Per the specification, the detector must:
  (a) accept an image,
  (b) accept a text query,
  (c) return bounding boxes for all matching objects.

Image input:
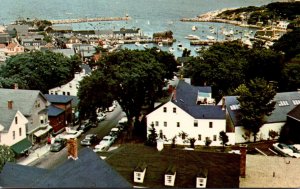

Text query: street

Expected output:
[29,105,125,169]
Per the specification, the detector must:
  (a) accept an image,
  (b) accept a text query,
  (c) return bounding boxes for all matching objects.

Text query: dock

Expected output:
[50,16,131,24]
[190,40,224,46]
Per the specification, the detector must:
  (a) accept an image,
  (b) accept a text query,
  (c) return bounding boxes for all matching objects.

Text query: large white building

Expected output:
[223,91,300,143]
[48,64,91,96]
[146,79,235,146]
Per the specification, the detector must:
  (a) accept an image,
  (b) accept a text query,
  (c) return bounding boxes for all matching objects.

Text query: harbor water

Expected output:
[0,0,274,57]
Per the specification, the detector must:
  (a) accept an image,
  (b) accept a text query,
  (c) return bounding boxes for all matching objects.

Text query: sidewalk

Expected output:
[17,144,51,165]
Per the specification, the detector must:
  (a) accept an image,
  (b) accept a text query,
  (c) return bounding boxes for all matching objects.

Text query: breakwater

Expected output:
[50,16,131,24]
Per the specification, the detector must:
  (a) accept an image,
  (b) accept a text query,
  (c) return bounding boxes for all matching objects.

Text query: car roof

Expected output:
[103,136,112,139]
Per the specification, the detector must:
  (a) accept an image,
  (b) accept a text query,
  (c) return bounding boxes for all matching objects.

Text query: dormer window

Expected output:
[134,162,147,183]
[163,107,167,112]
[173,107,176,113]
[165,165,176,186]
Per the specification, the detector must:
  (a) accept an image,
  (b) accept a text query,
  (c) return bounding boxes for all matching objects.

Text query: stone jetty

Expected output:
[50,16,131,24]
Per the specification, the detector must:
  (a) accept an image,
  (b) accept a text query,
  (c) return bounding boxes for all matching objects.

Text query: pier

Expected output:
[50,16,131,24]
[190,40,224,46]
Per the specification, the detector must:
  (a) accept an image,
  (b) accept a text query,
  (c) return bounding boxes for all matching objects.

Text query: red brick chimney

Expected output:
[67,138,78,160]
[240,144,247,178]
[172,88,176,101]
[8,100,13,109]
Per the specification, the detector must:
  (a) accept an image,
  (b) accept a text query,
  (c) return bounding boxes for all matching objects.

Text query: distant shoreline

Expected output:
[180,8,261,29]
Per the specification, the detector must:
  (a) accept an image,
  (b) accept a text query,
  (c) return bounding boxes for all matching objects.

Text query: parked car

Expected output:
[273,143,300,158]
[56,127,83,140]
[80,134,98,146]
[118,116,128,125]
[97,112,106,122]
[77,122,92,133]
[109,127,121,137]
[94,136,115,152]
[50,138,67,152]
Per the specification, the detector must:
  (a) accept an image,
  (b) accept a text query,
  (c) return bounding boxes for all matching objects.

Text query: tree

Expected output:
[78,49,177,138]
[219,131,229,150]
[205,138,212,147]
[188,138,196,148]
[0,50,81,93]
[235,78,276,142]
[145,124,158,147]
[0,145,15,171]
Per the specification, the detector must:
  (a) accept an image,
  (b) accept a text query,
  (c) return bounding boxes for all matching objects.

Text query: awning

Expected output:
[34,125,53,137]
[11,138,32,154]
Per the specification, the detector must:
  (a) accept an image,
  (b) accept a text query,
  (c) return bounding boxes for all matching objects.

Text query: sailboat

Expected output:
[192,25,198,31]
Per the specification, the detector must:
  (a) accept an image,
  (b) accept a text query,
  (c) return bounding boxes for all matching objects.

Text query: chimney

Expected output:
[239,144,247,178]
[8,100,13,109]
[67,138,78,160]
[14,83,18,89]
[172,88,176,101]
[221,97,226,110]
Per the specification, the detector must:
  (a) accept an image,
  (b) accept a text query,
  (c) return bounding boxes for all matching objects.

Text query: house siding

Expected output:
[147,101,226,146]
[0,111,28,146]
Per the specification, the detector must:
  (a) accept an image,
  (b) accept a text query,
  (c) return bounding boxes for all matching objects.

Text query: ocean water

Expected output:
[0,0,274,56]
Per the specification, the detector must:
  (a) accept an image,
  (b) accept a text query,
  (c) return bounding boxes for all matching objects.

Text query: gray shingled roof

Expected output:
[224,91,300,126]
[106,144,240,188]
[0,148,131,188]
[0,89,47,116]
[0,108,18,132]
[172,80,224,119]
[44,94,73,104]
[287,104,300,120]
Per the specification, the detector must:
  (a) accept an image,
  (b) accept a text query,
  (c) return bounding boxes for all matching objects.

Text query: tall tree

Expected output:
[78,49,175,137]
[0,50,81,93]
[0,145,15,171]
[235,78,276,142]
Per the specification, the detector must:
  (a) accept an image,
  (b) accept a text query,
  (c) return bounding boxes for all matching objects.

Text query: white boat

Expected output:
[169,47,175,52]
[192,25,197,31]
[158,42,163,47]
[195,47,201,52]
[135,41,141,46]
[118,40,125,44]
[177,43,184,50]
[185,34,200,40]
[143,44,149,49]
[206,35,215,41]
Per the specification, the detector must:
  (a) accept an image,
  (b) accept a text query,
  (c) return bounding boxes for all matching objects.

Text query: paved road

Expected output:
[29,105,125,169]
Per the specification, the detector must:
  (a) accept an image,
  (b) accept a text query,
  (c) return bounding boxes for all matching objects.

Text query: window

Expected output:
[166,175,172,183]
[163,107,167,113]
[278,100,289,106]
[40,119,44,124]
[213,135,217,141]
[194,120,198,127]
[209,122,213,128]
[199,178,204,182]
[55,92,58,95]
[159,130,163,139]
[63,92,66,95]
[292,99,300,105]
[13,131,15,140]
[230,104,240,110]
[67,92,70,96]
[177,122,180,127]
[155,121,159,126]
[136,172,141,180]
[69,83,72,88]
[19,128,22,136]
[173,107,176,113]
[15,116,18,124]
[164,122,167,127]
[198,134,202,141]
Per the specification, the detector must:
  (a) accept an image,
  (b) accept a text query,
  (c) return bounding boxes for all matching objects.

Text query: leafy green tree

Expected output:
[183,41,248,100]
[272,29,300,62]
[145,124,158,147]
[219,131,229,150]
[280,61,300,91]
[0,145,15,171]
[78,49,175,137]
[235,78,276,142]
[0,50,81,93]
